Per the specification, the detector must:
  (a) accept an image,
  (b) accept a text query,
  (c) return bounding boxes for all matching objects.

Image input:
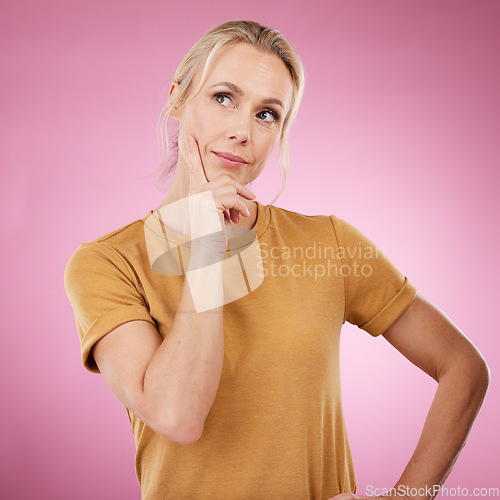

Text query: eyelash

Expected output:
[212,93,280,123]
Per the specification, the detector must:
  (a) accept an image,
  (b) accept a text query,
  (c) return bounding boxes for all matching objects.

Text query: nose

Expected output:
[227,111,251,144]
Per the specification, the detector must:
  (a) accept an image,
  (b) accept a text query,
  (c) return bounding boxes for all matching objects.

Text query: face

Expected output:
[170,42,294,185]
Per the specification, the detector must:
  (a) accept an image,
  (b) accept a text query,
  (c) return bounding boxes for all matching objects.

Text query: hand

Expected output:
[182,135,257,312]
[185,135,256,233]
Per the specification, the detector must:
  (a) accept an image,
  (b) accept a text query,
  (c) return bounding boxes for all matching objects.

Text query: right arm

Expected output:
[93,279,223,445]
[93,136,254,445]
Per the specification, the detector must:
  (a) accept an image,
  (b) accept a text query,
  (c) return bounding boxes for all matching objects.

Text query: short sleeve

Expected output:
[330,215,417,336]
[64,242,156,373]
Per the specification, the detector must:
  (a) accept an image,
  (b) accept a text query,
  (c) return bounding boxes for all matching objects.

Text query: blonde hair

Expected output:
[156,20,305,205]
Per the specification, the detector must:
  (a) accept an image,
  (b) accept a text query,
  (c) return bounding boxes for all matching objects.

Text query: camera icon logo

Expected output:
[144,193,264,312]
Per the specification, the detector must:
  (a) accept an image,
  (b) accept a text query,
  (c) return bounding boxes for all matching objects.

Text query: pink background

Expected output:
[2,0,499,498]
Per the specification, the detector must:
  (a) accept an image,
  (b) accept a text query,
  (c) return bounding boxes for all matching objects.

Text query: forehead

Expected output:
[200,43,293,109]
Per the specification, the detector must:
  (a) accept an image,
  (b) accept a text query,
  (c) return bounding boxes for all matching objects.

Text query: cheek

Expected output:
[251,136,279,180]
[180,104,213,143]
[256,133,280,162]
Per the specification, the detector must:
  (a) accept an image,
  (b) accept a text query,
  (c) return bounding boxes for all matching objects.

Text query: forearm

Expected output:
[142,265,224,443]
[392,356,489,499]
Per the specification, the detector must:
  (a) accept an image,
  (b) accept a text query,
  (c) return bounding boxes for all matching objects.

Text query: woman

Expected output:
[64,20,489,500]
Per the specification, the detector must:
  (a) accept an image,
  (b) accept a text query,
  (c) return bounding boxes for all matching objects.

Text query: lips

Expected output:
[214,151,247,163]
[213,151,248,168]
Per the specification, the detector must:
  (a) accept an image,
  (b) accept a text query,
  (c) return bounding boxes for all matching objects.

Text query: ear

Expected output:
[168,81,182,121]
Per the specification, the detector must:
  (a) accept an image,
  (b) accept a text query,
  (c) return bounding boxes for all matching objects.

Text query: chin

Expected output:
[207,165,245,181]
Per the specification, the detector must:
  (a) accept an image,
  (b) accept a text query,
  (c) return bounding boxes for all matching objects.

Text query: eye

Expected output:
[257,109,279,124]
[213,93,233,107]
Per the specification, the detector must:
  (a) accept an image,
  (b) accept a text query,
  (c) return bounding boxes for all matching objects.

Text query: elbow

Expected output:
[473,355,490,397]
[139,395,206,445]
[467,346,490,394]
[452,349,490,403]
[156,415,205,445]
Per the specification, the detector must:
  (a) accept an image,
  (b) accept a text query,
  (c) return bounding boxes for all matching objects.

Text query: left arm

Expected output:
[331,292,489,500]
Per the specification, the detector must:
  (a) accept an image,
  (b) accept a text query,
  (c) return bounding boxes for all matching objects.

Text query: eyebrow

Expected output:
[209,81,285,109]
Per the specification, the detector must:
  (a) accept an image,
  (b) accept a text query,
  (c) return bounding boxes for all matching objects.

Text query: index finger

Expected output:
[185,135,208,193]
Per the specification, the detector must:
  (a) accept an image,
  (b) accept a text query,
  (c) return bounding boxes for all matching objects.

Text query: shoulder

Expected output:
[267,203,336,228]
[266,203,359,239]
[264,204,386,263]
[86,216,147,248]
[64,215,149,286]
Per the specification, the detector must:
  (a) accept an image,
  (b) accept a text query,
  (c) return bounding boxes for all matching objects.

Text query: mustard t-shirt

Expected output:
[64,201,417,499]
